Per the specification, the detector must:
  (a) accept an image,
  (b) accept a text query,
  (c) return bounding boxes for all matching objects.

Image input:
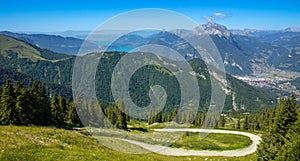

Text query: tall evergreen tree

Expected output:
[51,94,64,126]
[106,104,117,126]
[15,88,31,125]
[29,81,51,125]
[59,96,67,121]
[220,115,226,127]
[148,109,154,125]
[155,110,162,123]
[243,115,249,130]
[0,78,17,125]
[257,95,298,161]
[236,118,241,129]
[66,102,82,127]
[276,109,300,161]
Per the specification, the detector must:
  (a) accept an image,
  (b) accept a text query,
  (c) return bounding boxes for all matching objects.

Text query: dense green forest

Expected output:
[0,79,80,126]
[0,77,275,130]
[0,78,129,130]
[95,52,277,113]
[256,94,300,161]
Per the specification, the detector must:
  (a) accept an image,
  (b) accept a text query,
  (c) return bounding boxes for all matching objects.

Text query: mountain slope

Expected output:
[0,34,44,62]
[0,68,72,99]
[0,34,74,87]
[95,52,277,113]
[0,31,97,55]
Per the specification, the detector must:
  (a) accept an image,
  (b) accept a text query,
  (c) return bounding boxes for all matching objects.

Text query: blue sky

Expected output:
[0,0,300,32]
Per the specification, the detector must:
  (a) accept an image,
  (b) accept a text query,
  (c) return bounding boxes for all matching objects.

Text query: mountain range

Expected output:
[0,34,278,113]
[0,22,299,112]
[105,23,300,76]
[2,23,300,77]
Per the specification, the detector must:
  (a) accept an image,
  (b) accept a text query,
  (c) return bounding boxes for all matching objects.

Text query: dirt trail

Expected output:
[120,129,261,156]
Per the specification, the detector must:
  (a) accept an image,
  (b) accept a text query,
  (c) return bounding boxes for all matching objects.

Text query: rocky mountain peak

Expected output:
[193,22,231,38]
[284,27,300,32]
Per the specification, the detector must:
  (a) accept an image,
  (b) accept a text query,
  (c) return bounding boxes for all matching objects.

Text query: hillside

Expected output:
[0,34,75,87]
[0,31,97,55]
[0,34,44,62]
[0,68,72,99]
[95,52,276,113]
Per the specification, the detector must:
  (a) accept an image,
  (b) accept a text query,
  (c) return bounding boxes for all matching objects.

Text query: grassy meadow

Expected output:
[0,126,258,161]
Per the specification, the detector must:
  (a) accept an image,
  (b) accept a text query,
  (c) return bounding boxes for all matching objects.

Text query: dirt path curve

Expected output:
[120,129,261,157]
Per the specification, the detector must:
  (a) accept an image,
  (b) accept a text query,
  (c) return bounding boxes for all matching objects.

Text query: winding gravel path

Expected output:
[120,129,261,157]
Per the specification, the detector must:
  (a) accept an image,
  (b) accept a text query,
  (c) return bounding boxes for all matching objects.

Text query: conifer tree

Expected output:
[155,110,162,123]
[243,115,249,130]
[220,115,226,127]
[257,95,298,160]
[15,88,31,125]
[51,94,63,126]
[236,118,241,129]
[29,81,51,125]
[59,96,67,121]
[66,102,82,127]
[277,110,300,161]
[0,78,16,125]
[148,109,154,125]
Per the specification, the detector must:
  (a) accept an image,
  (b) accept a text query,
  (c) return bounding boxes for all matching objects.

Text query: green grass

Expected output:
[0,126,257,161]
[171,132,252,151]
[0,34,70,63]
[0,34,43,62]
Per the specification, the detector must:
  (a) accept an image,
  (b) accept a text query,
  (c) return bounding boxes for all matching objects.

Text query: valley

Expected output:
[0,20,299,161]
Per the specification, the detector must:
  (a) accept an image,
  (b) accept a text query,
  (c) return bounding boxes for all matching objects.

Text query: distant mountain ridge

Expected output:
[0,34,71,61]
[0,31,97,55]
[103,23,300,75]
[1,23,299,76]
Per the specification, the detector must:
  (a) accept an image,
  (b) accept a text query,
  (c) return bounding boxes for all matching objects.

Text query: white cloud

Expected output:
[215,12,230,18]
[203,12,231,22]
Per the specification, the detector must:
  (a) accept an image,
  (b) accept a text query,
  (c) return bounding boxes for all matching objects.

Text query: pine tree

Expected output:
[117,107,127,130]
[66,102,82,127]
[155,110,162,123]
[255,122,261,130]
[243,115,249,130]
[277,111,300,161]
[257,95,298,161]
[15,88,31,125]
[106,104,117,126]
[171,108,178,121]
[117,98,130,122]
[29,81,51,125]
[148,109,154,125]
[236,118,241,129]
[220,115,226,127]
[59,96,67,121]
[0,78,17,125]
[51,94,64,126]
[13,81,22,98]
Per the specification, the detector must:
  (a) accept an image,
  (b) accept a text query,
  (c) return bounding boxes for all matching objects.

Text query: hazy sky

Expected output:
[1,0,300,32]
